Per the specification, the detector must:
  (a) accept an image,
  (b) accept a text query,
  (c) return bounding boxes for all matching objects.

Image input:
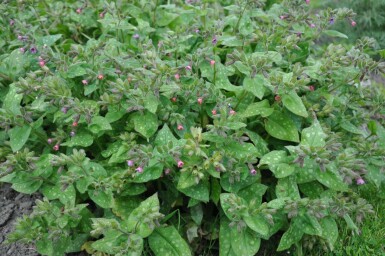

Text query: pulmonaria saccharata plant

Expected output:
[1,0,385,255]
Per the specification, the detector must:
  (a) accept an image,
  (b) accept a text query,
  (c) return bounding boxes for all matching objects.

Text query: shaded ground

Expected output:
[0,183,40,256]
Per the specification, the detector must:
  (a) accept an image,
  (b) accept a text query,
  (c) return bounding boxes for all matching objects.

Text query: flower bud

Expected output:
[47,138,53,144]
[177,160,184,168]
[53,144,60,151]
[127,160,134,167]
[177,124,184,130]
[136,166,143,173]
[197,97,203,105]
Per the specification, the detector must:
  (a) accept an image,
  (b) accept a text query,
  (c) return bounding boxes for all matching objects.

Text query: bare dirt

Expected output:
[0,183,40,256]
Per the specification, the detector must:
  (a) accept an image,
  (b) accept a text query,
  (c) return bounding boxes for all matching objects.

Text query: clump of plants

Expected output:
[1,0,385,255]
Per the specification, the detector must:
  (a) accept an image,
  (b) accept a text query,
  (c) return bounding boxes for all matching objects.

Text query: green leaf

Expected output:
[3,84,22,115]
[191,204,203,225]
[178,180,210,203]
[88,189,114,208]
[123,193,160,238]
[40,34,62,46]
[265,111,299,142]
[149,226,192,256]
[323,30,348,39]
[275,176,300,200]
[133,162,164,183]
[113,196,141,220]
[8,125,31,152]
[155,124,178,146]
[67,63,87,78]
[277,218,304,251]
[234,61,251,76]
[11,173,43,194]
[315,165,348,191]
[320,217,338,248]
[144,93,159,114]
[132,111,158,139]
[301,119,326,147]
[259,150,287,166]
[243,214,269,237]
[241,100,273,118]
[58,184,76,207]
[62,130,93,147]
[220,217,261,256]
[340,121,364,135]
[272,163,295,178]
[89,116,112,133]
[282,91,308,117]
[243,75,266,100]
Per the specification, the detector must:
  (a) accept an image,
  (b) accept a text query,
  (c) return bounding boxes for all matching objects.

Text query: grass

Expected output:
[307,184,385,256]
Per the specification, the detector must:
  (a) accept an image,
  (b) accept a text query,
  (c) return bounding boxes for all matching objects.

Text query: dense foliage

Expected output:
[1,0,385,255]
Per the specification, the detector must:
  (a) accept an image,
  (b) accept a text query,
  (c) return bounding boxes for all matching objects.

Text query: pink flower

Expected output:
[280,15,286,20]
[39,61,45,67]
[76,8,82,14]
[351,20,356,27]
[275,95,281,102]
[310,23,316,28]
[309,85,315,91]
[47,138,53,144]
[53,144,60,151]
[212,109,217,115]
[127,160,134,167]
[19,47,25,53]
[305,0,310,4]
[72,121,78,127]
[177,124,184,130]
[99,12,105,18]
[61,107,68,114]
[177,160,184,168]
[185,65,192,71]
[133,34,140,39]
[164,169,171,175]
[174,73,180,80]
[250,169,257,175]
[82,80,88,85]
[356,177,365,185]
[97,74,104,80]
[210,60,215,66]
[229,109,236,115]
[197,97,203,105]
[171,97,177,102]
[136,166,143,173]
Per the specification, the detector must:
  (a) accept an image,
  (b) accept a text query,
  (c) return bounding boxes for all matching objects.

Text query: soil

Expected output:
[0,183,41,256]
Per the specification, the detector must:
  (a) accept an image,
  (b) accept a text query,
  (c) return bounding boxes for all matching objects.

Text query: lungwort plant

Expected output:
[1,0,385,255]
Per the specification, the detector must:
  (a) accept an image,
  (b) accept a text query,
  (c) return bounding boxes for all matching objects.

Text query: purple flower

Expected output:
[17,35,23,41]
[47,138,53,144]
[133,34,140,39]
[250,169,257,175]
[19,47,25,53]
[177,160,184,168]
[329,17,335,25]
[136,166,143,173]
[70,131,76,137]
[195,29,200,33]
[10,19,15,26]
[212,36,217,45]
[185,65,192,71]
[30,46,37,54]
[356,177,365,185]
[61,107,68,114]
[127,160,134,167]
